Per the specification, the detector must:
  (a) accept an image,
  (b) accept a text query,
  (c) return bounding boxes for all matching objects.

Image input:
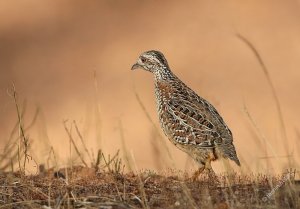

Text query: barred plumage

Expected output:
[132,50,240,177]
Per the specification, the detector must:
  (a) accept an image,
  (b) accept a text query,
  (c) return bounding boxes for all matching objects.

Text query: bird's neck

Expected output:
[153,67,176,81]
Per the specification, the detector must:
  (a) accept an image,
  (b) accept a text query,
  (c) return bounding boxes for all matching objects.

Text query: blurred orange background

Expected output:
[0,0,299,174]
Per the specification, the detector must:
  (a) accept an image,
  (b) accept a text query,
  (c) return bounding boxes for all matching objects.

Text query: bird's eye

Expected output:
[141,57,146,63]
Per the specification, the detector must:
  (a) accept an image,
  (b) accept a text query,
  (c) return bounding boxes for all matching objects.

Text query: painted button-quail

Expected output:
[132,50,240,177]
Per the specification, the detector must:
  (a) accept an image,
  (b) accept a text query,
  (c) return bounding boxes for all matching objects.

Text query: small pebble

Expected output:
[175,201,180,206]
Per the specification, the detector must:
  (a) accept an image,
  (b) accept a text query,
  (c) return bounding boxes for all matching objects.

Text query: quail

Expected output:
[132,50,240,178]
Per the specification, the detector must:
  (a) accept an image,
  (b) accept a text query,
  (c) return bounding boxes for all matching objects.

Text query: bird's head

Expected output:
[131,50,169,73]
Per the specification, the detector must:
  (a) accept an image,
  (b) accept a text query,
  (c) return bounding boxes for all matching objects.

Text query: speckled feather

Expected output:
[132,50,240,167]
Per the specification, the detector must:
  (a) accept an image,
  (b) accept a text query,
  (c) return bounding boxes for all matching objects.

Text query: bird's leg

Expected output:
[191,160,219,182]
[191,163,205,181]
[204,161,219,184]
[204,161,216,177]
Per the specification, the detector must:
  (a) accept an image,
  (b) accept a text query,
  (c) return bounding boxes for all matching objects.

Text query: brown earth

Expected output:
[1,166,299,209]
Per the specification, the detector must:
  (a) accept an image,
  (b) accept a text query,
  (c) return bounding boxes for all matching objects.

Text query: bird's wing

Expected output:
[166,99,218,147]
[165,81,232,147]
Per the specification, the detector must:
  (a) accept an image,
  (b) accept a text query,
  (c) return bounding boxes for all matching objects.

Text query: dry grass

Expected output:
[0,166,299,209]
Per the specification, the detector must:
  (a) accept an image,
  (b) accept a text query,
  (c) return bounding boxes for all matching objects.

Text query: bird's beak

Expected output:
[131,63,140,70]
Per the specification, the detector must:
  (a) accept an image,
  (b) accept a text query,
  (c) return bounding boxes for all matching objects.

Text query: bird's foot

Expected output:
[189,167,220,185]
[190,167,205,181]
[205,168,220,185]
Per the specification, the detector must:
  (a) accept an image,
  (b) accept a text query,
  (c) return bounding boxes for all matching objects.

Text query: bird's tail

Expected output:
[221,143,241,166]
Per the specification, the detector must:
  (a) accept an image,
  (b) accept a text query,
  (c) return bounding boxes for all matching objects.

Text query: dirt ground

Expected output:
[0,166,299,209]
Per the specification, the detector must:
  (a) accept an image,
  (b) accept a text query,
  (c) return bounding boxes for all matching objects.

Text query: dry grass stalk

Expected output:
[0,200,52,209]
[95,149,102,171]
[0,149,19,171]
[94,149,124,174]
[118,119,133,172]
[8,84,30,173]
[150,128,165,170]
[179,182,199,209]
[130,152,149,209]
[243,103,275,171]
[0,102,39,172]
[63,121,88,167]
[101,149,124,174]
[0,85,41,173]
[46,146,58,169]
[93,71,103,148]
[133,89,173,161]
[73,120,93,164]
[237,34,290,165]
